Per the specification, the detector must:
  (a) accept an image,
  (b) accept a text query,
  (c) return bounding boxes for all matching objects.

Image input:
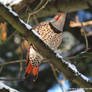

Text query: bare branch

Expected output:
[70,20,92,28]
[0,60,26,66]
[50,63,62,89]
[27,0,48,24]
[0,78,24,81]
[0,81,19,92]
[12,0,92,18]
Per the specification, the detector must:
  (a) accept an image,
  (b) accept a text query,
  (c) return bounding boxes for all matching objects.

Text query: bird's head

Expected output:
[50,13,66,32]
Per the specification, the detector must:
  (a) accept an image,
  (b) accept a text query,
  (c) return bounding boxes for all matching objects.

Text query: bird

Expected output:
[25,13,66,81]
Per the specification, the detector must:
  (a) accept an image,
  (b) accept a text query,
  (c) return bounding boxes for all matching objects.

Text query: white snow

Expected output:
[69,88,85,92]
[0,81,19,92]
[19,19,42,39]
[80,74,89,82]
[56,53,63,59]
[67,62,78,73]
[56,53,89,82]
[56,53,78,73]
[2,3,42,40]
[19,19,32,30]
[19,19,42,40]
[0,0,22,6]
[31,29,42,40]
[62,58,78,73]
[9,0,22,6]
[3,4,18,17]
[8,7,18,16]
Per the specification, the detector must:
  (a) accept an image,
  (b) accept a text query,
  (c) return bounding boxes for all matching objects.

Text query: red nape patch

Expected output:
[56,14,62,21]
[26,61,32,74]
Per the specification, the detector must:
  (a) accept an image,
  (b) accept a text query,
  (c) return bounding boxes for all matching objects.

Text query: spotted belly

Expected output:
[34,22,62,50]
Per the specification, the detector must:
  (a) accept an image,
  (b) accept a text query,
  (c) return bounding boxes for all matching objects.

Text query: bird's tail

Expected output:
[25,60,39,81]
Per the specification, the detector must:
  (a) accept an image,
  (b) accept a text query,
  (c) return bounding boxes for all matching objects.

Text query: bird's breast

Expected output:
[34,22,62,50]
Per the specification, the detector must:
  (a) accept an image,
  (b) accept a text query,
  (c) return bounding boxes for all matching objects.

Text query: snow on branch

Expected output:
[56,53,89,82]
[0,2,42,40]
[0,81,19,92]
[19,19,42,39]
[0,0,22,6]
[69,88,85,92]
[0,3,92,92]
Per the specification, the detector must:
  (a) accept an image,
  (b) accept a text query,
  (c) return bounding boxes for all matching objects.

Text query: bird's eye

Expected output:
[56,14,62,21]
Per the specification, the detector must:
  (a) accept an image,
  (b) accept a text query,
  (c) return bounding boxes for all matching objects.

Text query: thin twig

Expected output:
[32,15,39,24]
[34,0,44,11]
[64,51,92,61]
[70,20,92,28]
[0,66,3,73]
[64,56,76,61]
[0,59,26,66]
[5,31,17,42]
[27,0,48,24]
[27,13,31,24]
[50,63,62,88]
[18,62,23,78]
[30,0,48,16]
[81,23,88,51]
[0,78,24,81]
[18,43,24,78]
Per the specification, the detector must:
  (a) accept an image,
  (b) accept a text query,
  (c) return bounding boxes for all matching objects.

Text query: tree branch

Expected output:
[0,3,92,92]
[0,60,26,66]
[13,0,92,18]
[0,81,19,92]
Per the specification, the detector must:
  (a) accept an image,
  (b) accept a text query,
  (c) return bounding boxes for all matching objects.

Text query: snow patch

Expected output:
[9,0,22,6]
[4,4,34,31]
[0,0,22,6]
[19,19,32,30]
[2,3,42,41]
[56,53,89,82]
[80,74,89,82]
[31,29,42,40]
[56,53,78,73]
[67,62,78,73]
[8,7,18,16]
[3,4,18,16]
[69,88,85,92]
[56,53,63,58]
[19,19,42,40]
[0,81,19,92]
[62,59,78,73]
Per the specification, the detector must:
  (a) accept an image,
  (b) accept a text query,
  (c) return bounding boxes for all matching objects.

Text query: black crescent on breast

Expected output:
[49,22,62,34]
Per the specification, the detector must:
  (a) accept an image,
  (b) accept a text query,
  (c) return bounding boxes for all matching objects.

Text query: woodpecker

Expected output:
[25,13,66,81]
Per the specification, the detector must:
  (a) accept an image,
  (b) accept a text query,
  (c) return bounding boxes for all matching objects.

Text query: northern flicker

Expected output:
[25,13,66,80]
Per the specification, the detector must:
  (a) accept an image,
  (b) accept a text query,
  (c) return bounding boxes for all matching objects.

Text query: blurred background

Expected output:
[0,0,92,92]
